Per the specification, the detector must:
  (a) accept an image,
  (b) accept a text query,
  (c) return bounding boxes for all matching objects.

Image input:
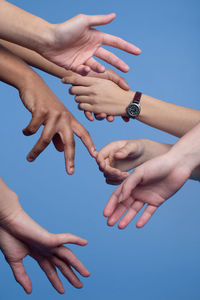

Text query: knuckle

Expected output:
[39,107,48,117]
[51,109,62,119]
[60,110,69,119]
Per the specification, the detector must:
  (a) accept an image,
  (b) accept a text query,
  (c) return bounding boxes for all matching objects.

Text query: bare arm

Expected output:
[0,1,140,74]
[96,139,200,186]
[0,178,90,294]
[105,121,200,229]
[137,94,200,138]
[0,42,96,173]
[0,39,69,78]
[63,75,200,138]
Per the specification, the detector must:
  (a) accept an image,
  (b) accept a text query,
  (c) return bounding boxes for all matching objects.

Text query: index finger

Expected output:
[62,74,95,87]
[73,121,97,157]
[103,184,123,217]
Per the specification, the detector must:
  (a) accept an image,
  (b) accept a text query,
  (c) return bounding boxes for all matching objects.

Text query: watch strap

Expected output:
[133,91,142,104]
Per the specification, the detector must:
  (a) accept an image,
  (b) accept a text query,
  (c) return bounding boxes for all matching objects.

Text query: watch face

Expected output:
[127,103,140,118]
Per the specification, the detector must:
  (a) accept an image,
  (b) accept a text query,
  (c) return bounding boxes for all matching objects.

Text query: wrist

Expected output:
[164,148,194,177]
[0,178,23,228]
[121,91,135,116]
[30,22,55,55]
[16,68,40,92]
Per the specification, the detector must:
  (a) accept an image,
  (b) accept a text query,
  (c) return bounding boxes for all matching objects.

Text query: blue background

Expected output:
[0,0,200,299]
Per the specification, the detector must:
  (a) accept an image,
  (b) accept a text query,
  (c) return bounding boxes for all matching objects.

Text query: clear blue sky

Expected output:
[0,0,200,299]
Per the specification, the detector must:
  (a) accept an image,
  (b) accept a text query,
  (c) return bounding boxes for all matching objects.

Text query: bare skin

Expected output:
[104,123,200,229]
[0,2,141,74]
[63,75,200,138]
[0,178,90,294]
[0,43,96,174]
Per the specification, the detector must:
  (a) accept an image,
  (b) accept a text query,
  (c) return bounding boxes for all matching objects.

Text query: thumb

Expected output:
[87,13,116,27]
[50,233,88,247]
[114,142,138,159]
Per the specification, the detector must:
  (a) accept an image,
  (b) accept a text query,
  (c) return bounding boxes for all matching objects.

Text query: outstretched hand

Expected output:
[20,74,96,175]
[104,153,191,229]
[42,13,141,75]
[0,210,89,294]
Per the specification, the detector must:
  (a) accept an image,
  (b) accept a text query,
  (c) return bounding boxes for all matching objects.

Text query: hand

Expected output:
[97,139,145,185]
[42,13,141,75]
[97,140,172,185]
[20,74,96,174]
[63,68,130,122]
[62,75,134,116]
[0,209,89,294]
[104,153,191,229]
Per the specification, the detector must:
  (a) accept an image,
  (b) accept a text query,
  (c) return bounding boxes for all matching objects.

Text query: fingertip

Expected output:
[136,221,144,228]
[103,208,110,218]
[81,239,88,246]
[123,65,130,73]
[83,270,90,278]
[59,288,65,294]
[109,12,116,19]
[66,166,75,175]
[27,156,34,162]
[24,287,32,295]
[96,65,106,73]
[118,222,126,230]
[107,218,115,227]
[136,48,142,55]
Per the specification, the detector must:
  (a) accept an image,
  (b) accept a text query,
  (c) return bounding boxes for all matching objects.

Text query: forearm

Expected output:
[137,93,200,138]
[0,178,22,225]
[167,122,200,174]
[142,140,200,181]
[0,0,53,53]
[0,39,70,79]
[0,42,39,90]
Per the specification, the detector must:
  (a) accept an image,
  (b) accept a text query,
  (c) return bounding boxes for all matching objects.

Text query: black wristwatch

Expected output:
[126,92,142,119]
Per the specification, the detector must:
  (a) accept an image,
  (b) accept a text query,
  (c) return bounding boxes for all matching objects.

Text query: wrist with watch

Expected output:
[126,91,142,119]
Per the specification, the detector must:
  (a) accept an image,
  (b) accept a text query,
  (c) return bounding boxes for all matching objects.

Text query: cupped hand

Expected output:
[42,13,141,75]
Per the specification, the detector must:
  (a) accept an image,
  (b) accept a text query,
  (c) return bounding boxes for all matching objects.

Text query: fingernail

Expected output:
[69,167,74,174]
[118,193,123,203]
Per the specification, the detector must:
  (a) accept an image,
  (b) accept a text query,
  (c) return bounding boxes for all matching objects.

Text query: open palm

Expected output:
[104,154,191,229]
[43,13,141,74]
